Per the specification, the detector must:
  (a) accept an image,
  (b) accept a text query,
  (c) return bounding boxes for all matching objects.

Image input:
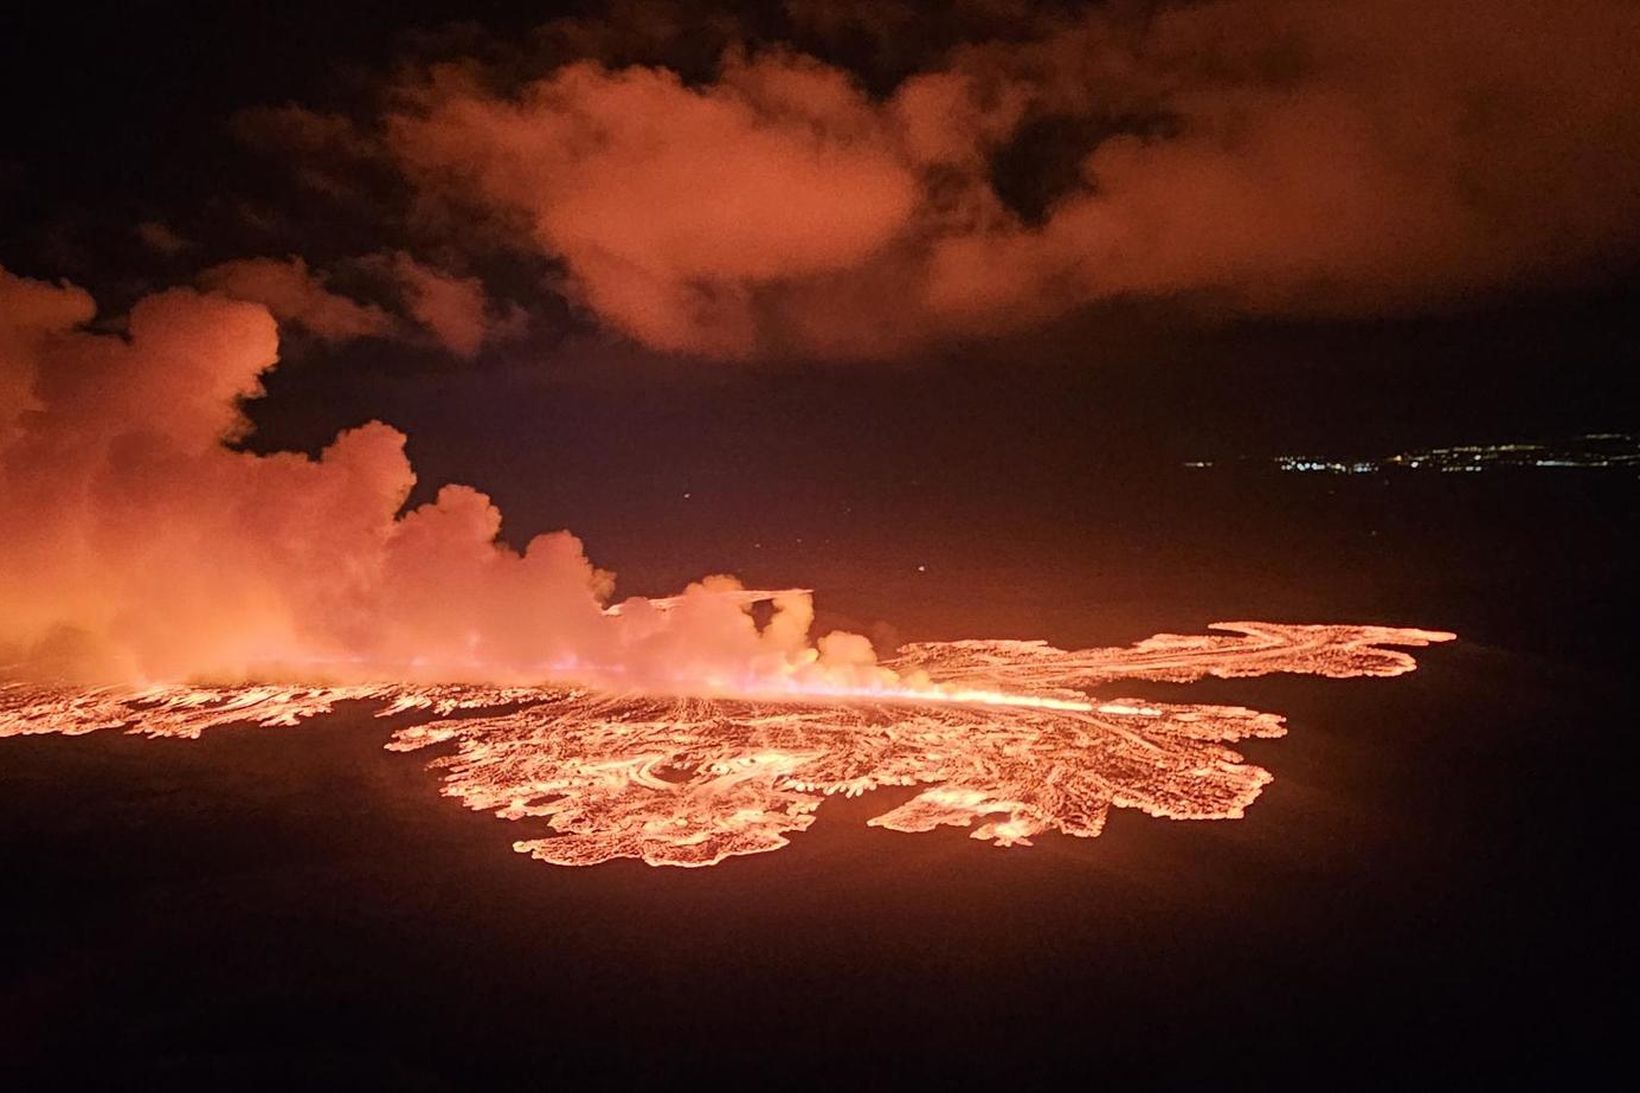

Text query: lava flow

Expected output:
[0,620,1453,868]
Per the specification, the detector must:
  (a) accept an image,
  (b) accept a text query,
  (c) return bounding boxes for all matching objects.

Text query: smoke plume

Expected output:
[0,265,888,688]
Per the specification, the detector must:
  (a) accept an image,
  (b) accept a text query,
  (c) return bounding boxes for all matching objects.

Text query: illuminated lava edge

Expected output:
[0,621,1454,868]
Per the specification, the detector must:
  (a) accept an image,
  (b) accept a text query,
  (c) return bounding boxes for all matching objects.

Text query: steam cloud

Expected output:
[0,265,888,688]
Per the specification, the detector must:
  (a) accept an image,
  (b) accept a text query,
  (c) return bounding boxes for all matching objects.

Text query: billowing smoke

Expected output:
[312,0,1640,358]
[0,265,891,689]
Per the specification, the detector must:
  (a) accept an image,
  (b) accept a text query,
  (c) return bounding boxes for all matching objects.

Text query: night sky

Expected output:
[5,3,1636,563]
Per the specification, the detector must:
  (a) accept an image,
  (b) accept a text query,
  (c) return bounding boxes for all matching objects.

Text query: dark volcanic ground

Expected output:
[1,470,1631,1088]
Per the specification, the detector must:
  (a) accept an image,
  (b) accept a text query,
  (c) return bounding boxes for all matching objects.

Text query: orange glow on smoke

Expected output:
[0,621,1453,868]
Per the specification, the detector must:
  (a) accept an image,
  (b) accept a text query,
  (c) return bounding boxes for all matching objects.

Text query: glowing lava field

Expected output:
[1,621,1452,867]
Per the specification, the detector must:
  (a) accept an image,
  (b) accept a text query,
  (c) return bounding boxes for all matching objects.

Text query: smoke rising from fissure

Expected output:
[0,265,894,690]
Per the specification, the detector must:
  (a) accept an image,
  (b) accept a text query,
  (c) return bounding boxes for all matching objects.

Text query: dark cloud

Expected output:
[134,221,194,257]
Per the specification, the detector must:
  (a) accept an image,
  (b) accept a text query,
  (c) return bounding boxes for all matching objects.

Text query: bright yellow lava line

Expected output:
[739,683,1095,712]
[882,688,1094,712]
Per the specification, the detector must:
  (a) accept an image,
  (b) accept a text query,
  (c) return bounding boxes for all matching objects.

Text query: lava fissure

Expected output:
[0,621,1453,868]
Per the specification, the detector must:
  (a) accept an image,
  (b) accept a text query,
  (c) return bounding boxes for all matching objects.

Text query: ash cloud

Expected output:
[255,0,1640,359]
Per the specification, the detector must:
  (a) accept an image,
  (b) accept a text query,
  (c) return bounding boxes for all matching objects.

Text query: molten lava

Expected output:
[0,620,1453,868]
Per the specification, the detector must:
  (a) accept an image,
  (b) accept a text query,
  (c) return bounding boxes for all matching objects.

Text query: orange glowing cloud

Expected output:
[199,252,524,356]
[387,52,921,356]
[369,250,524,358]
[0,266,901,687]
[200,255,393,343]
[290,0,1640,359]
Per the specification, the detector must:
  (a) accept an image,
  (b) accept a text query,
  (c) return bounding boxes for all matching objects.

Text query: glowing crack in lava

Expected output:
[0,620,1452,868]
